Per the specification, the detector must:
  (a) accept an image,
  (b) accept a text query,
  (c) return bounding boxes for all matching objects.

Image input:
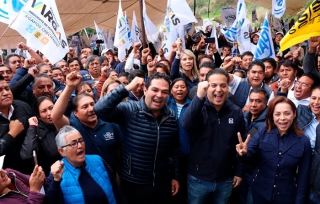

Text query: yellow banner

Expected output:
[280,0,320,52]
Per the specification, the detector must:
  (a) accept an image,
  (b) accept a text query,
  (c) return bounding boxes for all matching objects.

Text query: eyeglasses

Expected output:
[61,138,84,148]
[295,81,309,88]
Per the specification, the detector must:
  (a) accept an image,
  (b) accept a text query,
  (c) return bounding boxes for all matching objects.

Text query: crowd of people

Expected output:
[0,28,320,204]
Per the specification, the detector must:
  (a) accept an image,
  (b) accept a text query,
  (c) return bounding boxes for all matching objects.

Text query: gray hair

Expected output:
[55,125,80,150]
[32,73,53,88]
[53,60,67,69]
[85,55,100,69]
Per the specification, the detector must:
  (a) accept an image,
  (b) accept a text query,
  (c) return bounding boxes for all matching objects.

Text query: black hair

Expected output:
[198,54,213,65]
[171,78,188,90]
[75,82,93,96]
[0,64,12,73]
[72,93,95,112]
[200,61,216,69]
[261,58,277,70]
[146,72,171,90]
[118,72,129,78]
[156,63,169,75]
[128,69,145,83]
[36,62,50,71]
[205,68,230,83]
[279,59,298,70]
[301,73,320,90]
[99,56,109,64]
[5,54,20,65]
[233,69,246,78]
[248,60,265,72]
[241,51,254,59]
[67,57,84,70]
[249,88,269,104]
[52,67,63,72]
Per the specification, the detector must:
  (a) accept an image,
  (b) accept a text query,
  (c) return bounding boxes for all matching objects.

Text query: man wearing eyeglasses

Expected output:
[277,73,319,107]
[47,125,121,204]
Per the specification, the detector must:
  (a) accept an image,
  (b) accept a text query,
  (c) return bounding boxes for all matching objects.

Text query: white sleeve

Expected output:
[229,74,242,95]
[124,52,135,73]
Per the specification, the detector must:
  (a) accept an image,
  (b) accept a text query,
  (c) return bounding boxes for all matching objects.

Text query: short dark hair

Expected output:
[99,56,109,64]
[248,60,265,72]
[156,63,169,75]
[250,88,269,104]
[52,67,63,72]
[118,72,129,79]
[198,54,213,65]
[200,62,216,70]
[241,51,254,59]
[0,64,12,73]
[312,84,320,93]
[5,54,20,65]
[205,68,229,83]
[75,82,93,95]
[128,69,145,83]
[301,73,320,89]
[171,78,188,90]
[146,72,171,90]
[262,58,277,70]
[72,93,95,112]
[279,59,298,70]
[67,57,84,70]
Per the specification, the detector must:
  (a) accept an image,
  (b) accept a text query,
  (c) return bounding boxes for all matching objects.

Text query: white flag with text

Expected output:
[272,0,286,19]
[10,0,68,64]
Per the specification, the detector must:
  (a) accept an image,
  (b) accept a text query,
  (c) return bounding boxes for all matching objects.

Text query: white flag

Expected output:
[221,20,238,43]
[10,0,68,64]
[210,23,219,51]
[124,11,132,47]
[94,21,103,40]
[114,0,132,61]
[272,0,286,19]
[236,0,251,54]
[254,12,276,60]
[220,7,237,27]
[166,0,197,28]
[107,29,114,49]
[131,11,141,43]
[143,0,158,43]
[0,0,27,24]
[100,28,108,49]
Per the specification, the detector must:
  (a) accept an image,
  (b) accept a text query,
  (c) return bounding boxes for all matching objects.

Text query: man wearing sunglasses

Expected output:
[47,125,121,204]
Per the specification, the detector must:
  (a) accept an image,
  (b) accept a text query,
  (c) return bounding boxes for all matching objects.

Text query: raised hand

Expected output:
[279,78,291,92]
[29,165,45,192]
[17,42,30,51]
[309,36,320,49]
[125,77,145,92]
[236,132,251,156]
[147,61,157,75]
[51,161,64,181]
[24,58,36,69]
[66,71,82,88]
[141,48,151,65]
[28,67,38,78]
[197,81,209,99]
[28,117,38,126]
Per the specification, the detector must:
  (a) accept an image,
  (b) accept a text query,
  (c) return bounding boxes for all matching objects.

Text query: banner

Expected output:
[114,0,131,60]
[280,0,320,52]
[254,12,276,60]
[236,0,251,54]
[272,0,286,19]
[131,11,141,43]
[220,7,236,27]
[10,0,68,64]
[166,0,197,29]
[143,0,158,43]
[221,20,238,43]
[0,0,26,24]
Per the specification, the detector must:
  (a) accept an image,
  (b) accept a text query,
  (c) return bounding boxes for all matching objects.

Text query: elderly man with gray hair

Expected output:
[46,125,121,204]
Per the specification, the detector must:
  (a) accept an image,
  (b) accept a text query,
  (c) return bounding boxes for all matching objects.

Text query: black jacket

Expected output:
[0,100,33,174]
[94,85,180,185]
[20,120,61,176]
[182,96,246,182]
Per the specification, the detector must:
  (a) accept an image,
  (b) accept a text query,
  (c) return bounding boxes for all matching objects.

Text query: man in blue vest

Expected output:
[228,60,274,110]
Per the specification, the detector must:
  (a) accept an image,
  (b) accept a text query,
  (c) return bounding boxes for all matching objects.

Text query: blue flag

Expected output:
[254,12,276,60]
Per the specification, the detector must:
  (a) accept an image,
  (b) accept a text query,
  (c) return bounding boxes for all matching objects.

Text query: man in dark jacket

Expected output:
[182,68,246,203]
[94,73,180,204]
[0,75,33,174]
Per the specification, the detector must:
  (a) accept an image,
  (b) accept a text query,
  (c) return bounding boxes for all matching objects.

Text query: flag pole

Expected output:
[139,0,147,48]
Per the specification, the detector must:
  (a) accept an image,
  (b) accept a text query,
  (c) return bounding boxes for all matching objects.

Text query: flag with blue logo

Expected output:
[142,0,158,43]
[9,0,68,64]
[254,12,276,60]
[236,0,251,54]
[272,0,286,18]
[0,0,27,24]
[221,20,238,43]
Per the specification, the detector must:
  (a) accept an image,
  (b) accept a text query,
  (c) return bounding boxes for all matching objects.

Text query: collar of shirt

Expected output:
[0,105,14,120]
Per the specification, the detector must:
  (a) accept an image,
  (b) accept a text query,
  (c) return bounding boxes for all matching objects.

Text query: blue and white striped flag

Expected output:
[272,0,286,19]
[254,12,275,60]
[0,0,27,24]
